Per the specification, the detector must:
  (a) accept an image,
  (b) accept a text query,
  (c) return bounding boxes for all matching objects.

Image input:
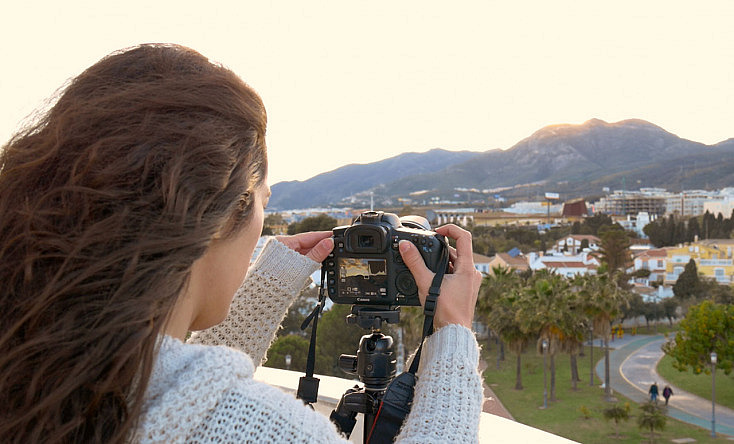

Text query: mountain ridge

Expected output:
[269,119,734,210]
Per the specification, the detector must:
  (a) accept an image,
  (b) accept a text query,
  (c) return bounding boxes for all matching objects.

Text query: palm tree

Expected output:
[516,270,570,402]
[478,267,532,390]
[575,273,630,401]
[558,287,587,391]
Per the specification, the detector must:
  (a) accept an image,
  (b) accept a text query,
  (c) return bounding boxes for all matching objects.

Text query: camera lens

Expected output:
[358,235,375,248]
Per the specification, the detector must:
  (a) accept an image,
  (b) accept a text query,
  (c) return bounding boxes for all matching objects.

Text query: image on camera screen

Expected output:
[338,257,387,297]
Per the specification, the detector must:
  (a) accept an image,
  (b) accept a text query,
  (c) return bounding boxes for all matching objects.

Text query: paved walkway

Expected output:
[596,334,734,437]
[478,358,515,420]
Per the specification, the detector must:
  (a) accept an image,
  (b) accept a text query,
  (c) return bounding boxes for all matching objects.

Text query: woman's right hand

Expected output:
[398,224,482,329]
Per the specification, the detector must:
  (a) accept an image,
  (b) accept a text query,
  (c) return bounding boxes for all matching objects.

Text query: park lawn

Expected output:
[481,342,722,443]
[657,353,734,410]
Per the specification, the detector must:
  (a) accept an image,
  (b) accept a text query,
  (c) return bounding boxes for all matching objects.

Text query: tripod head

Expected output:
[339,306,398,391]
[346,305,400,331]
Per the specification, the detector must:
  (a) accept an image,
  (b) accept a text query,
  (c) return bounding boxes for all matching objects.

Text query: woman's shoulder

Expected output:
[154,335,255,381]
[136,337,258,442]
[192,380,346,443]
[139,336,345,443]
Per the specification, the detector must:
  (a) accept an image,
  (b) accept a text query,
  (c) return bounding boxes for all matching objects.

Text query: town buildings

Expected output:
[487,249,530,273]
[550,235,600,255]
[632,248,668,284]
[663,240,734,285]
[592,187,734,218]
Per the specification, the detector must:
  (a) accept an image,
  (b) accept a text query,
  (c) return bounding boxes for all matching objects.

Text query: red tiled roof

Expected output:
[567,235,600,242]
[493,253,529,270]
[638,249,668,258]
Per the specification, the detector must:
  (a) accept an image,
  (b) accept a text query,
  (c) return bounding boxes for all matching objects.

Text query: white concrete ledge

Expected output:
[254,366,576,443]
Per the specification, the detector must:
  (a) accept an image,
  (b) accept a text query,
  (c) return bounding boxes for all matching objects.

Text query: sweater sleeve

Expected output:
[188,237,321,366]
[188,327,482,444]
[395,324,483,443]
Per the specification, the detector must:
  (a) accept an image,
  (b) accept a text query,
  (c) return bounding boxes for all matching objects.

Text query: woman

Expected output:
[0,44,483,443]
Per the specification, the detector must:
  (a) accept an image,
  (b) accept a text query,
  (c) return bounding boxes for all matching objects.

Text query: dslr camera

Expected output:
[322,211,447,307]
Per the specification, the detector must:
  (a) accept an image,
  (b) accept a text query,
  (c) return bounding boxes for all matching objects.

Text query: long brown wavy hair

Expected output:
[0,44,267,443]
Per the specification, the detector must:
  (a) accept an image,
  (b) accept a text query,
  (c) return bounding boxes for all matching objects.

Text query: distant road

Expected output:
[597,335,734,437]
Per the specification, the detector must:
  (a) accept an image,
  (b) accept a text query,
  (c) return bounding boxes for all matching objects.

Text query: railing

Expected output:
[253,366,576,443]
[700,259,733,266]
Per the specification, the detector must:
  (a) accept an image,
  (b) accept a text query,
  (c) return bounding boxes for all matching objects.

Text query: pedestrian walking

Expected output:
[663,385,673,405]
[649,382,659,404]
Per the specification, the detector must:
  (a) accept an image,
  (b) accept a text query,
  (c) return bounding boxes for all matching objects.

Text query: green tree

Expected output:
[571,221,582,234]
[558,287,587,391]
[264,334,310,372]
[265,213,285,225]
[661,298,679,326]
[575,273,629,400]
[516,270,570,401]
[277,287,319,338]
[598,225,631,275]
[603,403,631,439]
[313,304,367,377]
[686,216,700,241]
[642,301,664,332]
[582,214,615,235]
[478,267,532,390]
[262,213,286,235]
[390,305,425,366]
[637,402,667,443]
[621,292,645,325]
[672,259,702,300]
[287,214,338,234]
[662,300,734,375]
[643,219,665,247]
[701,277,734,305]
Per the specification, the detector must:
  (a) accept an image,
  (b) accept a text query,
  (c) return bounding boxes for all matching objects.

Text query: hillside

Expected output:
[268,149,481,210]
[270,119,734,210]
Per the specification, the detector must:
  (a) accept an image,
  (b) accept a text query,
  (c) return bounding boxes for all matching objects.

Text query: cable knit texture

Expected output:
[135,237,482,443]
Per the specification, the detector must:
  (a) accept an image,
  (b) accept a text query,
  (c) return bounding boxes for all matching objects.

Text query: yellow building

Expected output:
[664,240,734,285]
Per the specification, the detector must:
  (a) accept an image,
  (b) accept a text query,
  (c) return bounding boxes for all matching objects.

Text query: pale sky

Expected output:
[2,1,733,185]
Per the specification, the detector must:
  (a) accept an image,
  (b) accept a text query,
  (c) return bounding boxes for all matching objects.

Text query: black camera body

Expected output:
[322,211,447,307]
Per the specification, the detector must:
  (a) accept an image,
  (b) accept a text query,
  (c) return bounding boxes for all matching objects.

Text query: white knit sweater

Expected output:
[136,237,482,443]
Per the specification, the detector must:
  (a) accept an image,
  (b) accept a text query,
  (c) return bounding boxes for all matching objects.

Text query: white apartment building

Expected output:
[550,235,600,255]
[428,208,476,226]
[703,188,734,217]
[595,189,668,216]
[594,188,726,218]
[664,190,714,217]
[526,252,600,278]
[618,212,654,237]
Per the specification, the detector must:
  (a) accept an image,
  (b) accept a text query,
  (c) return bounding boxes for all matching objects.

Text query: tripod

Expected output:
[329,306,400,442]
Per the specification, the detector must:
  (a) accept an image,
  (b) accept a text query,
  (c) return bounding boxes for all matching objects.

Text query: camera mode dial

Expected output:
[395,270,417,296]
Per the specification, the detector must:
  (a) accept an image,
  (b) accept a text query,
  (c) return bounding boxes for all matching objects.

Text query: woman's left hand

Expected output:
[275,231,334,263]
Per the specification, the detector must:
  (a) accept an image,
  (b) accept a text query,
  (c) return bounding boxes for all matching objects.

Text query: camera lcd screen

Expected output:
[338,257,388,298]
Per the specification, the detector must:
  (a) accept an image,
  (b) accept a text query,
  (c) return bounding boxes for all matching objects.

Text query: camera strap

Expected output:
[366,241,450,444]
[296,267,328,405]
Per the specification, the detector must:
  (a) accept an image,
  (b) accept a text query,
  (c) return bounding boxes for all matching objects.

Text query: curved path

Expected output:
[596,334,734,437]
